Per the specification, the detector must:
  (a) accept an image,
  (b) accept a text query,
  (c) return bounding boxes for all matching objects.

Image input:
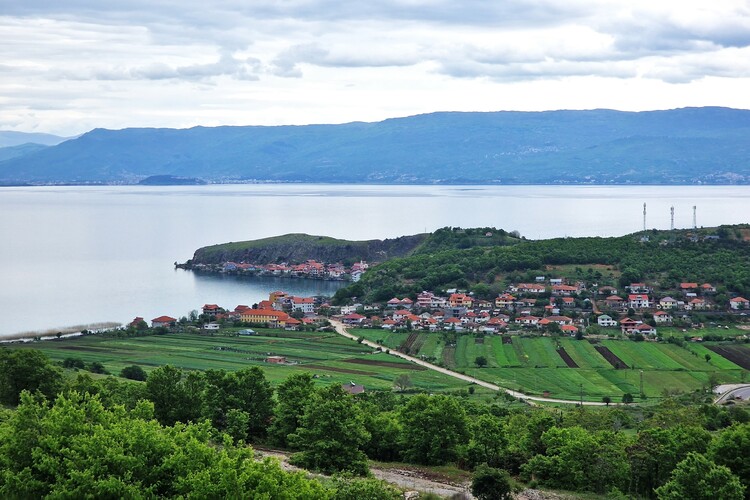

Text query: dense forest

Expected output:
[1,347,749,498]
[334,225,750,304]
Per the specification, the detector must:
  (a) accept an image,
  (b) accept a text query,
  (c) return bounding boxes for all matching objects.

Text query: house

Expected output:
[620,317,643,334]
[495,293,516,308]
[598,286,618,296]
[291,296,315,315]
[627,283,650,293]
[417,291,435,308]
[515,315,540,326]
[629,294,651,309]
[342,313,366,325]
[605,295,625,309]
[730,297,750,310]
[342,382,365,395]
[449,293,473,308]
[265,356,287,364]
[686,298,708,310]
[239,309,294,328]
[633,324,657,336]
[680,283,699,293]
[551,284,578,296]
[658,297,678,309]
[128,317,147,329]
[701,283,717,293]
[387,297,403,308]
[516,283,546,294]
[653,310,673,324]
[151,315,177,328]
[202,304,222,317]
[545,315,573,326]
[561,324,579,335]
[597,315,618,327]
[561,297,576,307]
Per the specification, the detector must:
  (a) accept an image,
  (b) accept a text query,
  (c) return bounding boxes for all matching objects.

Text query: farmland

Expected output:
[6,329,488,395]
[345,328,749,401]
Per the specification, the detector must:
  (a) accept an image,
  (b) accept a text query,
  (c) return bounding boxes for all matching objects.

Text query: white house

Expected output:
[629,294,651,309]
[653,311,673,324]
[730,297,750,310]
[597,314,618,327]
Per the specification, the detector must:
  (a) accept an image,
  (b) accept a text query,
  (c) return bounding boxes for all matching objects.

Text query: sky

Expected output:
[2,0,750,136]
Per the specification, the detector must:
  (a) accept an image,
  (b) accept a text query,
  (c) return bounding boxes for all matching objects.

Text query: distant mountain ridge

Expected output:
[2,107,750,184]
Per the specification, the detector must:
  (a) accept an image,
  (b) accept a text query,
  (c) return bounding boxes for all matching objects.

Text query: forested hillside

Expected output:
[335,225,750,303]
[3,107,750,184]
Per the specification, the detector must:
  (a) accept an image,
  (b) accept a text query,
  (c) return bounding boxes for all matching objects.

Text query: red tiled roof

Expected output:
[152,316,176,323]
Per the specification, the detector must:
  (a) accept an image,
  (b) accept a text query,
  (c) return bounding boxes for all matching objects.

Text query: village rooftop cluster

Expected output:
[191,259,369,282]
[138,275,750,342]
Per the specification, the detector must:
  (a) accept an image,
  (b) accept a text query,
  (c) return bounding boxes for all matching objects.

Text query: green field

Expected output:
[442,334,747,401]
[8,329,488,395]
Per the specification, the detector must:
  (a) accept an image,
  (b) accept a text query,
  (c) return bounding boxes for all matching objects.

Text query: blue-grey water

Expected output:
[1,184,749,337]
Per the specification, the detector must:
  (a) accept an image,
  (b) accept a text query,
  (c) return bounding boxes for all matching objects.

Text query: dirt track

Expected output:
[330,320,609,406]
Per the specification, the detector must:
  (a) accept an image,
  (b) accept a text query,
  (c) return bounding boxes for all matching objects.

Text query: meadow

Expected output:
[7,329,491,396]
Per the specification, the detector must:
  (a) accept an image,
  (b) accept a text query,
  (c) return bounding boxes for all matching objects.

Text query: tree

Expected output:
[398,394,469,465]
[62,357,85,369]
[467,414,507,469]
[289,385,371,475]
[622,393,634,404]
[475,356,488,368]
[0,348,64,405]
[269,373,316,447]
[145,365,203,425]
[119,365,147,381]
[201,367,273,440]
[393,374,413,392]
[471,464,513,500]
[709,423,750,495]
[654,452,745,500]
[88,361,107,374]
[0,391,328,498]
[330,475,402,500]
[602,396,611,406]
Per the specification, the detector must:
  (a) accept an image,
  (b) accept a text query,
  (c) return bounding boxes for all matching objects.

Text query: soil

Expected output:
[595,345,629,369]
[556,347,579,368]
[705,345,750,370]
[344,358,426,370]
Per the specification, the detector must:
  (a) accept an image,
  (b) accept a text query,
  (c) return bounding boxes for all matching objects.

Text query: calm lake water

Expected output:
[1,184,750,337]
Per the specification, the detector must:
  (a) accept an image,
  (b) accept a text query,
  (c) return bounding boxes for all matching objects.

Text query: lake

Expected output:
[2,184,750,337]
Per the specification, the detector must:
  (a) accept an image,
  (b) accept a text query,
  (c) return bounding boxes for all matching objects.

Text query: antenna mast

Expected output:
[643,203,646,231]
[693,206,697,229]
[670,206,675,230]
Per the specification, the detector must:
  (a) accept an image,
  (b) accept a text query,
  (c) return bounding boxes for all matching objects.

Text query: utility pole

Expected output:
[670,206,674,231]
[640,370,644,398]
[693,206,697,229]
[643,203,646,231]
[580,383,583,406]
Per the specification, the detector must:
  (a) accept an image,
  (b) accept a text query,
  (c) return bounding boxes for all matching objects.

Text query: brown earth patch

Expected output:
[344,358,427,370]
[303,364,376,375]
[705,345,750,370]
[556,347,579,368]
[595,345,629,369]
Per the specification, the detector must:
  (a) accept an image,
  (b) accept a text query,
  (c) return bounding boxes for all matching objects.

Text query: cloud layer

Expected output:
[2,0,750,134]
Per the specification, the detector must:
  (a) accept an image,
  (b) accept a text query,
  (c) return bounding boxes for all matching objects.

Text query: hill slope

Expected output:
[3,107,750,184]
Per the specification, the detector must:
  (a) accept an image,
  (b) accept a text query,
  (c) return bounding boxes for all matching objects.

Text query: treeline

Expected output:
[335,229,750,303]
[2,348,750,498]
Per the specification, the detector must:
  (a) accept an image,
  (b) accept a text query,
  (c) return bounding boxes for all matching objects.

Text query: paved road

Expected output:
[715,384,750,404]
[330,320,609,406]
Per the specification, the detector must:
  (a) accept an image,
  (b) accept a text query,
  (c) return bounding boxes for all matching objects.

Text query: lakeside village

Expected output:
[189,259,370,282]
[139,272,750,342]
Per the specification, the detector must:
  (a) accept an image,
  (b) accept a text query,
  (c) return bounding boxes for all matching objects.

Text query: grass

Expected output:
[8,329,481,395]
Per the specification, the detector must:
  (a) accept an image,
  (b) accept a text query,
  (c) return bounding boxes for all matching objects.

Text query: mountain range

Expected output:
[2,107,749,184]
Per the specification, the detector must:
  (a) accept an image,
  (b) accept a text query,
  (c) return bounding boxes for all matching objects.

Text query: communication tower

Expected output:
[693,206,697,229]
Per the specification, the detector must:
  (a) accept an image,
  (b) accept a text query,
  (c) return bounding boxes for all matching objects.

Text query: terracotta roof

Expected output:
[152,315,176,323]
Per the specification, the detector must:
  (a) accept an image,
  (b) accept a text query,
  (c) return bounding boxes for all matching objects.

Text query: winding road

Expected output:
[329,320,609,406]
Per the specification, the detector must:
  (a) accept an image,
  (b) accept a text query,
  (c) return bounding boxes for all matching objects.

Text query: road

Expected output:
[329,320,609,406]
[714,384,750,404]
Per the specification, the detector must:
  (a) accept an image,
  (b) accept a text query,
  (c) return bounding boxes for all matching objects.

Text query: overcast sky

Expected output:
[2,0,750,136]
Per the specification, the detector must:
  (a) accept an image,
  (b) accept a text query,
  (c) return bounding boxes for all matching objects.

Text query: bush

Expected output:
[62,357,85,369]
[88,361,108,374]
[120,365,147,381]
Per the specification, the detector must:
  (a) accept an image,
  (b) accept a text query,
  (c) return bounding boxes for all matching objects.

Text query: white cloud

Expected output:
[1,0,750,135]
